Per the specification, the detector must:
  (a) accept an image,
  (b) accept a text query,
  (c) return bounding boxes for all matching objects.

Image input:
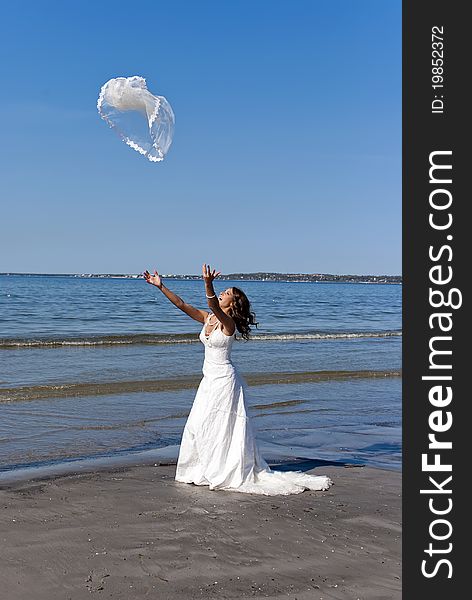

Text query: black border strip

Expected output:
[403,1,466,596]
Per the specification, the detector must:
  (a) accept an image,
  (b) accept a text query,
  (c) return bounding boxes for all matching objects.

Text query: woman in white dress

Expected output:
[143,264,332,496]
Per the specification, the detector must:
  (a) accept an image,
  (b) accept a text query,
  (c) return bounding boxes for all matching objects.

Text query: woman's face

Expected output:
[218,287,234,309]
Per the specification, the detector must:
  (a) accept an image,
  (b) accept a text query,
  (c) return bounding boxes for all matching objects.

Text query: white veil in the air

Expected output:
[97,76,174,162]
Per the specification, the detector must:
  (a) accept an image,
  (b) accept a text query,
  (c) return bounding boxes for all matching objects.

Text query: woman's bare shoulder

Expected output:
[220,317,236,337]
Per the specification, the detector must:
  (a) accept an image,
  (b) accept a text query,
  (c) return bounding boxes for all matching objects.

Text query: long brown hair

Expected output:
[228,287,258,340]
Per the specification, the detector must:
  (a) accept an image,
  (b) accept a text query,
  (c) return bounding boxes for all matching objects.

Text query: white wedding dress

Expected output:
[175,314,333,495]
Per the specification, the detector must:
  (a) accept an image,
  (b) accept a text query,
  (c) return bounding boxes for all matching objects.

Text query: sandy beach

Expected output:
[0,462,401,599]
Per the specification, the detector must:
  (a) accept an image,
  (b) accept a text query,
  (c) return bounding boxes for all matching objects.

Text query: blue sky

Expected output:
[0,0,401,275]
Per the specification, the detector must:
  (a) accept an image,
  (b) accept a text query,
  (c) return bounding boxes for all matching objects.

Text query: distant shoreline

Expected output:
[1,272,402,284]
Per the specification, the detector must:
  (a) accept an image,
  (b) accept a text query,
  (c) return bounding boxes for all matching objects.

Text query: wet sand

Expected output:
[0,463,401,599]
[1,370,400,403]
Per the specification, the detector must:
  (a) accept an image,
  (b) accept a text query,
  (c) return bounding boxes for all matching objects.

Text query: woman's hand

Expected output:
[202,264,221,283]
[143,269,163,289]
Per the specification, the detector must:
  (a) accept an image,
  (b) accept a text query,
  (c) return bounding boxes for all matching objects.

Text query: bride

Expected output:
[143,264,332,496]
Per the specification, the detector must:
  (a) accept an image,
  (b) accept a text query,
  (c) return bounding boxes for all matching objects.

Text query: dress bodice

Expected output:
[199,313,235,367]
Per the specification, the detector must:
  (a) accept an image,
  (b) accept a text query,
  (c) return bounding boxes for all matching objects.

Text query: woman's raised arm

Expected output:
[143,270,209,323]
[202,264,236,335]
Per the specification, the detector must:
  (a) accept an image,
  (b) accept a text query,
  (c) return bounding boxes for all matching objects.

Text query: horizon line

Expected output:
[1,271,402,278]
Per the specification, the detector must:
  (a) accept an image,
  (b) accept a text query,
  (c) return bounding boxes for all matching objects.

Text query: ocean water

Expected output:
[0,275,402,478]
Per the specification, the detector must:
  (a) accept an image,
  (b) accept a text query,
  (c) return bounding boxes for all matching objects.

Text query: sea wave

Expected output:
[0,369,401,403]
[0,330,402,349]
